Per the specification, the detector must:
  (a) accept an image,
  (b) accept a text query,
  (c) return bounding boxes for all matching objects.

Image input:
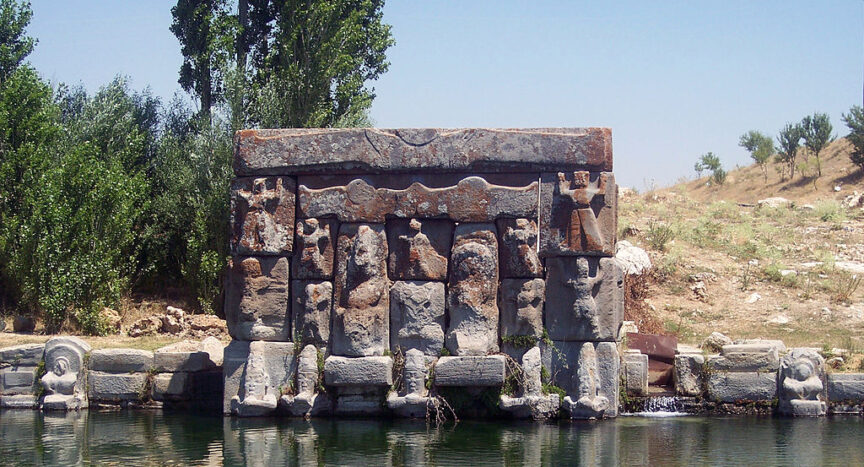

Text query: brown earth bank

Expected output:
[621,137,864,371]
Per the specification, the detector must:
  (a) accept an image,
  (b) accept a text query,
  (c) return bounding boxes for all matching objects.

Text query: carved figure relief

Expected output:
[231,177,296,255]
[41,337,91,410]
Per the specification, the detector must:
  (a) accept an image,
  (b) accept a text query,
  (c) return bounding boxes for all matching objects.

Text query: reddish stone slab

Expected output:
[234,128,612,175]
[539,171,617,257]
[230,177,295,255]
[626,333,678,363]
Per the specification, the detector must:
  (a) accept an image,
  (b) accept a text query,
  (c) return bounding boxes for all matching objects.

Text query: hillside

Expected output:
[621,138,864,369]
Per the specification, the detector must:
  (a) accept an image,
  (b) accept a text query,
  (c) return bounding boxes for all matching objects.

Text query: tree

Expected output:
[776,123,803,181]
[843,105,864,172]
[739,130,774,182]
[695,152,726,186]
[0,0,35,84]
[801,112,833,177]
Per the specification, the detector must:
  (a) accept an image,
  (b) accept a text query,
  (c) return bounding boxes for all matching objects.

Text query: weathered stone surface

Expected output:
[152,373,188,400]
[708,343,780,372]
[446,224,499,356]
[324,356,393,387]
[88,372,147,401]
[500,346,560,419]
[334,393,388,416]
[235,128,613,175]
[0,394,38,408]
[539,171,616,257]
[614,240,651,275]
[153,350,216,373]
[230,176,295,255]
[223,340,251,414]
[499,278,545,341]
[387,218,452,280]
[332,224,390,356]
[299,176,538,223]
[389,281,445,355]
[292,218,336,279]
[545,256,623,342]
[706,371,777,403]
[225,256,291,341]
[0,367,37,395]
[89,349,154,373]
[291,280,332,347]
[778,348,826,416]
[623,351,648,397]
[280,344,332,417]
[828,374,864,402]
[626,333,677,362]
[674,353,705,397]
[230,341,296,417]
[387,349,435,418]
[497,218,542,278]
[551,341,618,419]
[41,337,91,410]
[0,343,45,366]
[702,331,733,352]
[434,355,506,387]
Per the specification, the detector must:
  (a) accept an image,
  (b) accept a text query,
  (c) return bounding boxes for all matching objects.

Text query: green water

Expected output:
[2,410,864,466]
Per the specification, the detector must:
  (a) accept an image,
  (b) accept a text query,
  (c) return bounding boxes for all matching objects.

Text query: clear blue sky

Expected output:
[27,1,864,189]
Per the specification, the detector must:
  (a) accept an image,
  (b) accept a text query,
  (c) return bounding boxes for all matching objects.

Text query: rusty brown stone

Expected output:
[386,218,452,280]
[230,177,296,255]
[224,256,291,341]
[496,218,543,278]
[446,223,499,356]
[332,223,390,356]
[539,171,617,257]
[234,128,612,176]
[298,176,537,223]
[292,218,336,279]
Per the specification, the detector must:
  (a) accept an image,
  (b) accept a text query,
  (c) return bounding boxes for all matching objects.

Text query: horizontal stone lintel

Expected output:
[324,356,393,387]
[434,355,506,386]
[234,128,612,176]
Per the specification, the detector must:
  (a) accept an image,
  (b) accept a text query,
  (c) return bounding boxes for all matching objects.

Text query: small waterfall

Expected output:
[627,396,688,418]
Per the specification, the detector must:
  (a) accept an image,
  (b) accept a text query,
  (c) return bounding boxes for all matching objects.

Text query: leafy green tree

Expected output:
[0,0,35,83]
[739,130,774,182]
[776,123,803,181]
[801,112,833,177]
[695,152,726,186]
[843,106,864,172]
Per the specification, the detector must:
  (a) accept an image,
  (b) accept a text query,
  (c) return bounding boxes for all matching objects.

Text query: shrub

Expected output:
[645,220,675,251]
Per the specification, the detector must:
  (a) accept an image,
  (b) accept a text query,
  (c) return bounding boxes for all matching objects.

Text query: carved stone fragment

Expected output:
[332,224,390,356]
[545,256,623,342]
[499,346,560,419]
[387,218,452,280]
[229,341,295,417]
[291,280,332,347]
[551,341,618,419]
[235,128,613,175]
[230,177,295,255]
[778,348,827,416]
[446,223,499,356]
[389,281,445,356]
[539,171,617,257]
[499,278,545,342]
[388,349,436,418]
[41,337,91,410]
[298,176,538,223]
[280,344,331,417]
[496,218,542,278]
[293,218,335,279]
[224,256,291,341]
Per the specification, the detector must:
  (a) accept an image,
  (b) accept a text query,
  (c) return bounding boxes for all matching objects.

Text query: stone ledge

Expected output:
[433,355,506,387]
[706,371,777,403]
[89,349,154,373]
[88,372,148,401]
[234,128,613,175]
[0,343,45,366]
[324,356,393,387]
[708,344,780,372]
[828,373,864,402]
[154,351,215,373]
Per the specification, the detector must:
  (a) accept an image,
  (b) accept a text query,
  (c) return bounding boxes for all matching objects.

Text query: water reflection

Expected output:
[2,410,864,466]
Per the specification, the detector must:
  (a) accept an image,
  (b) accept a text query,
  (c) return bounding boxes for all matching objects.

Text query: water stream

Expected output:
[625,395,690,418]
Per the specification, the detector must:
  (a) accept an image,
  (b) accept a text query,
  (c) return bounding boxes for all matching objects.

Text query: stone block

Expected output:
[230,176,295,255]
[153,351,215,373]
[88,349,154,373]
[706,371,777,403]
[674,353,705,397]
[539,171,617,257]
[334,393,387,416]
[0,394,38,408]
[551,341,619,418]
[88,372,147,401]
[387,218,452,280]
[390,281,445,355]
[229,341,296,417]
[434,355,506,387]
[292,218,336,279]
[623,352,648,397]
[324,356,393,387]
[828,374,864,402]
[778,348,826,416]
[499,278,545,341]
[223,340,251,414]
[332,223,390,356]
[224,256,291,341]
[291,280,332,347]
[0,367,37,395]
[41,337,90,410]
[496,218,542,278]
[0,343,45,366]
[545,256,623,342]
[708,344,780,372]
[298,176,538,223]
[235,128,613,175]
[152,373,188,400]
[446,223,499,356]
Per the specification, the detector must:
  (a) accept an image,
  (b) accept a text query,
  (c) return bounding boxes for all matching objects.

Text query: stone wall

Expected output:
[224,128,623,419]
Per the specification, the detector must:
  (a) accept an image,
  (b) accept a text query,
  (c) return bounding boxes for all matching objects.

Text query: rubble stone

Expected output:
[230,176,295,255]
[224,256,291,341]
[389,281,445,355]
[496,218,543,278]
[292,280,332,347]
[387,218,452,280]
[292,218,336,279]
[545,256,623,341]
